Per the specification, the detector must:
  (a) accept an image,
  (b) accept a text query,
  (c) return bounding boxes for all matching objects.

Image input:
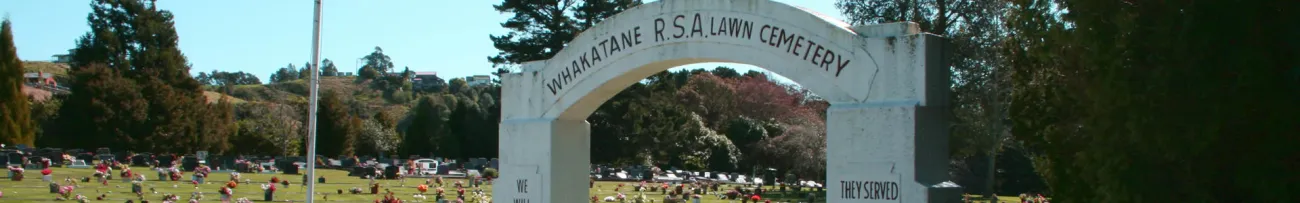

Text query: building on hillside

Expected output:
[51,54,71,63]
[23,72,57,87]
[412,71,441,89]
[465,75,492,86]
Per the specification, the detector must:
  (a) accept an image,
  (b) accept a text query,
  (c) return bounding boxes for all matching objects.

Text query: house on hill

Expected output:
[412,71,441,89]
[23,72,57,87]
[464,75,492,86]
[51,54,72,63]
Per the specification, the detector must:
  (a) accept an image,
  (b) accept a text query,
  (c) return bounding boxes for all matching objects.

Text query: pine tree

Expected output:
[0,18,36,146]
[58,0,230,152]
[487,0,642,74]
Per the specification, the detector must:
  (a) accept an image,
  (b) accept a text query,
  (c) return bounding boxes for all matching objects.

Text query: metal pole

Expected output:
[306,0,322,202]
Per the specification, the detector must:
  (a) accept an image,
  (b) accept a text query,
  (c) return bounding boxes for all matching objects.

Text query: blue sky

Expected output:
[1,0,846,84]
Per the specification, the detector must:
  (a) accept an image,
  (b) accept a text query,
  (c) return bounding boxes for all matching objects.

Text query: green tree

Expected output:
[298,61,313,80]
[270,63,300,83]
[58,0,231,152]
[233,102,303,156]
[0,18,35,146]
[321,59,339,77]
[1005,0,1300,202]
[316,90,357,157]
[403,95,450,157]
[30,97,61,146]
[358,46,393,81]
[355,119,401,156]
[487,0,642,74]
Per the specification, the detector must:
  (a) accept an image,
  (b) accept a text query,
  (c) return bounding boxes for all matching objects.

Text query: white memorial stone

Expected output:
[495,0,955,202]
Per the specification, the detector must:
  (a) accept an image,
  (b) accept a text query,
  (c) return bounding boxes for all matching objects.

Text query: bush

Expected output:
[482,168,498,179]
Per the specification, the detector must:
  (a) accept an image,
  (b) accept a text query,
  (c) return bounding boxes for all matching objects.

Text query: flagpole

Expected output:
[306,0,322,202]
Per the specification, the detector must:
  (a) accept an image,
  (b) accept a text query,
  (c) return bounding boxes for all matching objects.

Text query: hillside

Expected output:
[21,61,68,75]
[203,91,247,104]
[214,76,413,115]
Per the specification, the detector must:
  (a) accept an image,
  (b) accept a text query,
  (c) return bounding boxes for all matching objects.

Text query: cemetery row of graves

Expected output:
[0,145,834,202]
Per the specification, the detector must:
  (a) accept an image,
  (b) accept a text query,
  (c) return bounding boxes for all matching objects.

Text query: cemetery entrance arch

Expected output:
[496,0,955,202]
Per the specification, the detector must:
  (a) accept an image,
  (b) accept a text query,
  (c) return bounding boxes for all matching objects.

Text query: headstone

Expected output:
[282,164,300,174]
[383,165,400,179]
[181,156,199,171]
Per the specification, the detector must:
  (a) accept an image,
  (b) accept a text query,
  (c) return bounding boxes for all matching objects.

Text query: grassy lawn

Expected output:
[0,168,828,202]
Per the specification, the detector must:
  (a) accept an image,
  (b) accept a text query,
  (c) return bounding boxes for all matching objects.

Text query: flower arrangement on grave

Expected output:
[471,192,491,203]
[457,187,466,196]
[131,180,145,193]
[162,193,181,202]
[72,194,88,203]
[226,180,238,189]
[350,187,364,194]
[724,189,740,199]
[418,184,429,193]
[374,192,401,203]
[280,179,290,188]
[749,194,761,202]
[435,176,444,185]
[219,186,234,199]
[615,193,627,203]
[8,166,24,181]
[169,167,183,181]
[262,182,278,201]
[235,197,254,203]
[592,195,600,203]
[262,183,277,193]
[190,191,205,201]
[269,176,280,184]
[42,168,52,175]
[57,185,75,199]
[455,180,464,188]
[635,181,646,191]
[631,192,652,203]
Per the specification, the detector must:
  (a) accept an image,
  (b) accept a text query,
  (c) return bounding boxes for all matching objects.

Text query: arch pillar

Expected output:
[826,104,958,203]
[497,118,590,203]
[825,30,958,202]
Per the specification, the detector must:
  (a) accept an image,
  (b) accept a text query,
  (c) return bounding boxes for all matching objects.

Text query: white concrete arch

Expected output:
[496,0,957,202]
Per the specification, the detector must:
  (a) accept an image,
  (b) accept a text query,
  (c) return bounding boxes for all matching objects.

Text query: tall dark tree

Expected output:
[0,18,35,146]
[316,90,357,157]
[404,95,450,157]
[487,0,642,74]
[1006,0,1300,202]
[58,0,230,152]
